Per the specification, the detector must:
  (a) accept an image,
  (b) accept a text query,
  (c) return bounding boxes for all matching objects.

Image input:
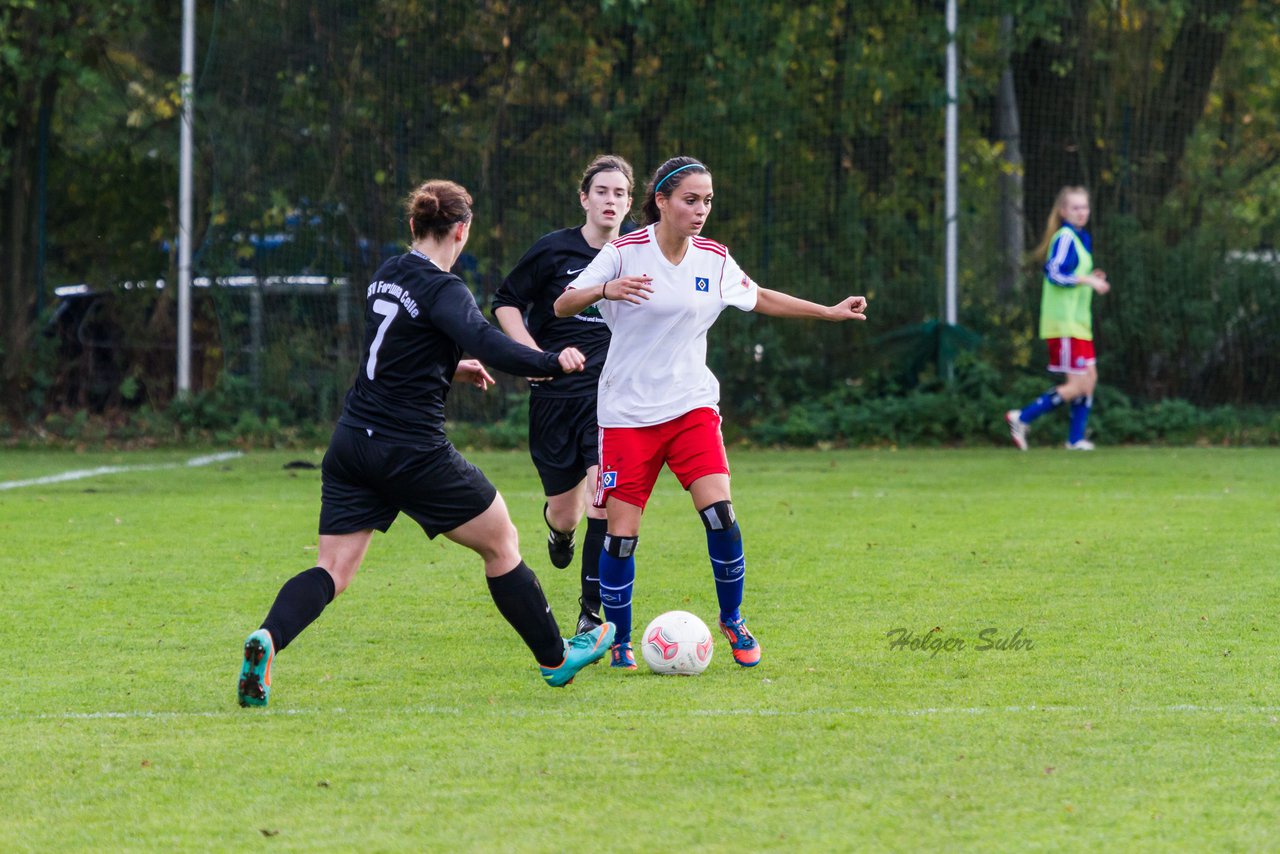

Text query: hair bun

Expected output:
[405,180,474,240]
[414,192,440,219]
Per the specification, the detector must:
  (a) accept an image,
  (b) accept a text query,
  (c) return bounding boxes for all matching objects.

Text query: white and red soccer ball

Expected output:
[641,610,714,675]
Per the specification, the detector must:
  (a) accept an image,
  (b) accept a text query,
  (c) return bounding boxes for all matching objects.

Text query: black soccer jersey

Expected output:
[493,227,612,398]
[339,250,563,447]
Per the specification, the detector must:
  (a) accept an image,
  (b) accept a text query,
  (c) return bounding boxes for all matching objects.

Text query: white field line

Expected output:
[0,451,243,491]
[5,703,1280,723]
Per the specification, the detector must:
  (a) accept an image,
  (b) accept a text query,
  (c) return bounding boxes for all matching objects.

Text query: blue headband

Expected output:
[655,162,703,193]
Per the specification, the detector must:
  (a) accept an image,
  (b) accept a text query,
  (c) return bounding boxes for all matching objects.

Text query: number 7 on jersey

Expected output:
[366,298,400,380]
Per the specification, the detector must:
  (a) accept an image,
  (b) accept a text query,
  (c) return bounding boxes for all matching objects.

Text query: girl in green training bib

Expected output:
[1006,186,1112,451]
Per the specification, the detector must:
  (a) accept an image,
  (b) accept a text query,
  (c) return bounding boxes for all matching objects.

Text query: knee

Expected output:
[603,533,639,559]
[698,500,737,531]
[488,519,521,562]
[545,501,581,533]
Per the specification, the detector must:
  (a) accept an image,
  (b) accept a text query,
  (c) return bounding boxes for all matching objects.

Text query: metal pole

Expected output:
[178,0,195,395]
[945,0,958,329]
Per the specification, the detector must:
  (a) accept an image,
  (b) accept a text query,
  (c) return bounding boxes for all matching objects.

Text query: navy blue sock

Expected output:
[599,534,637,645]
[1018,388,1063,424]
[1069,394,1093,444]
[580,517,607,615]
[700,501,746,624]
[260,566,335,652]
[486,562,564,668]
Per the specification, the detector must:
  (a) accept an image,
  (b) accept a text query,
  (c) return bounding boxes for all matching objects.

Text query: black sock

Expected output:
[260,566,336,652]
[487,562,564,667]
[580,517,607,614]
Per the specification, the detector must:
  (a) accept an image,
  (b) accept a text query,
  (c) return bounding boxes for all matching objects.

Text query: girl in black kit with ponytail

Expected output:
[236,179,615,706]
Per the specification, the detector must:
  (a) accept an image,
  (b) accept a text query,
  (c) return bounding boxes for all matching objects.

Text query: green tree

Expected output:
[0,0,161,405]
[6,0,1277,423]
[1009,0,1245,230]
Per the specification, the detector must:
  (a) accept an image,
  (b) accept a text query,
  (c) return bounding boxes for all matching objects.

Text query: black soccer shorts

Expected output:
[528,394,599,497]
[319,425,497,538]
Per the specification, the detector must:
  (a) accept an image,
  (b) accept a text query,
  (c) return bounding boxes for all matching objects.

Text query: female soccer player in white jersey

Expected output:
[553,156,868,669]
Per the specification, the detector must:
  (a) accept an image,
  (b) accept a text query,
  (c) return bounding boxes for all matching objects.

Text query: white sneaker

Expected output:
[1064,439,1095,451]
[1005,410,1028,451]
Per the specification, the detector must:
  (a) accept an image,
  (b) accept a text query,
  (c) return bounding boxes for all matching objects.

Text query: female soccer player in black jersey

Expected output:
[493,154,634,636]
[236,179,614,705]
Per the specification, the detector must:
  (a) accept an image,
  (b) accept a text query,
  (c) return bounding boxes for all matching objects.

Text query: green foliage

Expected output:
[7,376,329,448]
[748,352,1279,447]
[161,374,330,446]
[1090,387,1280,445]
[446,394,531,451]
[7,350,1277,448]
[6,0,1280,425]
[1,0,152,379]
[1096,216,1280,404]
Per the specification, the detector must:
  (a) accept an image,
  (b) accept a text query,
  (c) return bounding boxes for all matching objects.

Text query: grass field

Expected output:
[1,446,1277,851]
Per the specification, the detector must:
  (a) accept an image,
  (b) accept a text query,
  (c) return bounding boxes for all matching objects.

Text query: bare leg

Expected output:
[545,477,590,532]
[1055,364,1098,403]
[688,472,731,509]
[604,495,644,537]
[316,530,375,594]
[442,492,524,577]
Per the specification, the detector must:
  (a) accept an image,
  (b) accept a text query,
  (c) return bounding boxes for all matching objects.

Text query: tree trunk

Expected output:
[1013,0,1241,228]
[1126,0,1240,219]
[2,86,37,390]
[1010,2,1091,235]
[827,0,851,255]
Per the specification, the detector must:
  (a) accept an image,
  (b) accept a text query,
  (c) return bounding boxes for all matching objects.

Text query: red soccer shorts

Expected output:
[594,407,730,510]
[1046,337,1096,374]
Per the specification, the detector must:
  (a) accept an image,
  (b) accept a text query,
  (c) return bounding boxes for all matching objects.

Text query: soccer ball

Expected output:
[640,610,714,675]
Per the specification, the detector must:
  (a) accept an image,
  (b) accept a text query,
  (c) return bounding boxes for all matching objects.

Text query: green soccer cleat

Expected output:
[237,628,275,707]
[540,622,616,687]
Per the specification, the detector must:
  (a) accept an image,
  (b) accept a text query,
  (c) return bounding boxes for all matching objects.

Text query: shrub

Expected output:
[744,354,1279,447]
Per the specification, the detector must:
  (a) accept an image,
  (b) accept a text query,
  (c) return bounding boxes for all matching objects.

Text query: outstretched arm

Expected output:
[554,244,650,317]
[554,275,653,317]
[554,282,605,318]
[753,288,868,321]
[432,279,579,378]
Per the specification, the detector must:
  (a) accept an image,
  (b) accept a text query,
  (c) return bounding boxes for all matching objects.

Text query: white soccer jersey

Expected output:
[566,224,758,427]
